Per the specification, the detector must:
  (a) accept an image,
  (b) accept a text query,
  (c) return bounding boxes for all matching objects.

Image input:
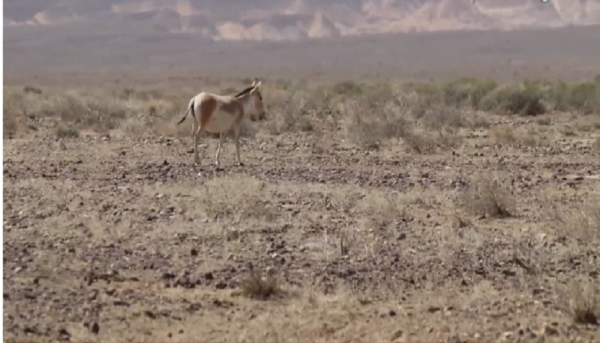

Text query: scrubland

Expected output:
[3,76,600,342]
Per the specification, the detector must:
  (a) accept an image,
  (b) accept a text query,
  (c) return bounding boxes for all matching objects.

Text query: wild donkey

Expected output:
[176,79,265,167]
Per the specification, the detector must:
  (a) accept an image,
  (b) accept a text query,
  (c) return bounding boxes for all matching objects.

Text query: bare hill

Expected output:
[4,0,600,41]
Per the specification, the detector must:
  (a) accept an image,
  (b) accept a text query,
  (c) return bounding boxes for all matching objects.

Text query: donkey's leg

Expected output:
[215,132,225,166]
[193,128,201,165]
[233,125,244,167]
[191,106,200,163]
[194,127,206,165]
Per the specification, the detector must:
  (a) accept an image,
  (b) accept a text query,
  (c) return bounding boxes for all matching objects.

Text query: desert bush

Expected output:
[264,86,324,135]
[491,125,544,147]
[23,85,42,94]
[358,190,412,228]
[55,125,80,138]
[402,77,600,115]
[480,82,546,116]
[557,279,599,325]
[240,269,282,300]
[341,96,411,150]
[551,80,600,114]
[51,95,128,132]
[199,176,274,222]
[340,87,463,152]
[549,199,600,241]
[419,104,471,130]
[458,177,515,218]
[7,77,600,141]
[439,78,499,109]
[3,91,26,138]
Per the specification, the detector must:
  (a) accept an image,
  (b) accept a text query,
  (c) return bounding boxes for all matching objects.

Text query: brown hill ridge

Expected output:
[4,0,600,41]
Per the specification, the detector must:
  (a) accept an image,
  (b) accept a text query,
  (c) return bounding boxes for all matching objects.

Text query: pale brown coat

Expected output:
[176,79,265,166]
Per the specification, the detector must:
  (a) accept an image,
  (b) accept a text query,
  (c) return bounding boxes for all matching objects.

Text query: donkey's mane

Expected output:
[234,86,254,98]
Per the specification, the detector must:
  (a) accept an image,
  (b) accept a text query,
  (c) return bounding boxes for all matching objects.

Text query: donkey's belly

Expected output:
[205,111,235,133]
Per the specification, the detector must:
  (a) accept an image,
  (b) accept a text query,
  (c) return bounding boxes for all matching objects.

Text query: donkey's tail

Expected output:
[176,97,196,125]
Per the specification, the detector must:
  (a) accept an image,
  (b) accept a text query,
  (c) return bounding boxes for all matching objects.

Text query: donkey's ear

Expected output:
[251,78,258,87]
[253,80,262,89]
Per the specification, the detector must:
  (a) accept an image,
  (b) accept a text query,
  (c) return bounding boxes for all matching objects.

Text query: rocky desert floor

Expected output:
[3,74,600,343]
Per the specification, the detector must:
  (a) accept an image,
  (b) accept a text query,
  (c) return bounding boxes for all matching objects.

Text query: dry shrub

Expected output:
[358,190,411,228]
[116,87,166,102]
[23,85,42,94]
[490,125,517,145]
[342,97,411,149]
[548,199,600,241]
[199,176,274,222]
[52,95,128,133]
[574,116,600,132]
[458,177,514,218]
[240,269,283,300]
[491,125,544,147]
[536,117,552,126]
[3,91,27,139]
[551,79,600,114]
[400,129,441,154]
[55,125,79,138]
[479,82,546,116]
[341,89,463,152]
[265,87,317,135]
[557,279,599,325]
[419,104,471,130]
[339,228,358,256]
[594,137,600,150]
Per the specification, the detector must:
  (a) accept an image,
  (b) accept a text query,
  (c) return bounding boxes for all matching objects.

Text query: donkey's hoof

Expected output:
[238,162,245,167]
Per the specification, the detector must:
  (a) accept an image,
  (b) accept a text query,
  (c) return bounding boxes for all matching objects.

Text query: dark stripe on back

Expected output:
[235,86,254,98]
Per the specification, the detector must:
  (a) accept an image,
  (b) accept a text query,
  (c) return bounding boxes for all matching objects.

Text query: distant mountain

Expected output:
[4,0,600,41]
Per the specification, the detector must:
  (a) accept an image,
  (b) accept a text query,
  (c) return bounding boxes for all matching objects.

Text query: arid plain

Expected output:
[3,24,600,343]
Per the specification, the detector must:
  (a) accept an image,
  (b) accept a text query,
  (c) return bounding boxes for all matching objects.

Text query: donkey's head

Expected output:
[236,79,266,121]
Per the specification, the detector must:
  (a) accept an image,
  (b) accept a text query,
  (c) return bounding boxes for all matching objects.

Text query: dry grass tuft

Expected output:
[548,199,600,241]
[358,190,412,228]
[3,91,28,138]
[342,100,411,149]
[55,125,79,138]
[199,176,275,222]
[458,177,515,218]
[490,125,544,147]
[264,87,321,135]
[341,95,462,152]
[558,279,599,325]
[594,136,600,150]
[240,269,282,300]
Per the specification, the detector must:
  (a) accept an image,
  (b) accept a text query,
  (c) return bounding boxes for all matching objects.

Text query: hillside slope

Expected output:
[4,0,600,41]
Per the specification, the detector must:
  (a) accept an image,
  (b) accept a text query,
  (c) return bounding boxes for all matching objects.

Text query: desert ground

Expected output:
[3,27,600,343]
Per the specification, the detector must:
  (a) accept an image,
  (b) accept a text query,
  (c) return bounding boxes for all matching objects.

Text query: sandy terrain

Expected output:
[3,22,600,343]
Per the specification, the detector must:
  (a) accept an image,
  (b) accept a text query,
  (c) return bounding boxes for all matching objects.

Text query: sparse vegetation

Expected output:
[558,279,599,325]
[458,176,515,218]
[491,125,545,147]
[240,269,283,300]
[4,77,600,146]
[199,176,275,222]
[549,198,600,241]
[4,75,600,343]
[55,125,80,138]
